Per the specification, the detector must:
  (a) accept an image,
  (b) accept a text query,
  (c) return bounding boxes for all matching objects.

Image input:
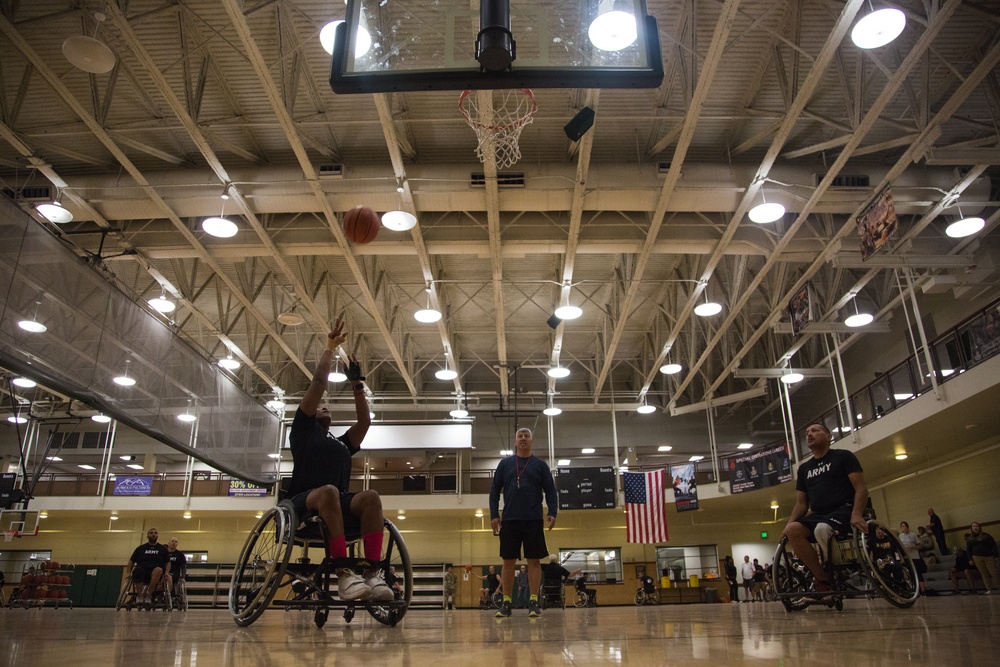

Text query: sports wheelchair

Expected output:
[771,518,918,612]
[540,579,566,609]
[634,576,659,606]
[572,576,597,608]
[116,569,173,612]
[228,499,411,628]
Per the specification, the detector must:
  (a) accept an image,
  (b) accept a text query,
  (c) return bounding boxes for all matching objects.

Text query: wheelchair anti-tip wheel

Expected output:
[229,504,294,626]
[772,536,813,612]
[858,520,919,608]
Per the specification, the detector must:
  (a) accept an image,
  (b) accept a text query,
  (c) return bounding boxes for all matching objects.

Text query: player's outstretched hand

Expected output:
[327,318,347,351]
[346,354,365,382]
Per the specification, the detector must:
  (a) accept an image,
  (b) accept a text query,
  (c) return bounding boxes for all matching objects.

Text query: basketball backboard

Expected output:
[329,0,663,93]
[1,508,40,541]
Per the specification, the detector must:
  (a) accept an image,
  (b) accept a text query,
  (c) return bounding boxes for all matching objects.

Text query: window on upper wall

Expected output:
[558,547,622,583]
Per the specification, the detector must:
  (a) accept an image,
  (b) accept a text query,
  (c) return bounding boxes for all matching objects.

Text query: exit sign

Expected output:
[760,531,768,539]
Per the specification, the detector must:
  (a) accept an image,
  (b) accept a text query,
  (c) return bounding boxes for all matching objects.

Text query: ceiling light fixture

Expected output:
[689,455,704,462]
[277,305,305,326]
[554,283,583,320]
[148,290,176,314]
[450,396,469,419]
[945,203,985,238]
[62,12,116,74]
[109,513,119,521]
[780,369,804,384]
[851,5,906,49]
[319,20,372,58]
[657,445,672,452]
[382,210,417,232]
[737,443,754,450]
[78,464,96,470]
[694,290,722,317]
[218,354,241,371]
[414,284,442,323]
[183,511,192,519]
[127,464,144,470]
[113,359,137,387]
[12,377,37,388]
[92,413,112,423]
[770,501,780,510]
[547,365,570,379]
[659,362,682,375]
[557,459,571,466]
[6,415,27,424]
[36,200,74,224]
[894,452,908,460]
[588,1,637,52]
[543,394,562,416]
[202,192,238,238]
[636,396,656,414]
[582,448,596,454]
[748,187,785,223]
[18,301,47,333]
[328,360,348,383]
[844,295,874,328]
[435,351,459,380]
[47,456,63,462]
[178,399,197,422]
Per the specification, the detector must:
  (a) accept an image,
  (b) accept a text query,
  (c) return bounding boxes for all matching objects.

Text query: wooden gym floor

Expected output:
[1,596,997,665]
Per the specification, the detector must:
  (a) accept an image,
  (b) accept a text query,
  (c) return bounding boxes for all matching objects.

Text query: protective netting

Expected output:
[460,89,537,170]
[0,196,280,484]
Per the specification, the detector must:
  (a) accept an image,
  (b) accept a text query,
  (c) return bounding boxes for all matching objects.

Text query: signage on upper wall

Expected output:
[113,476,153,496]
[727,442,792,495]
[229,479,269,497]
[557,467,616,510]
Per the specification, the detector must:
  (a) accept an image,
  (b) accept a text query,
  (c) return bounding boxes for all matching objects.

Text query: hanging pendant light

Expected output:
[547,366,571,379]
[18,301,47,333]
[319,19,372,58]
[636,395,656,414]
[851,4,906,49]
[415,284,442,323]
[218,353,241,371]
[328,359,348,383]
[588,0,638,52]
[435,352,458,380]
[114,359,137,387]
[12,377,37,388]
[694,289,722,317]
[945,204,985,238]
[62,12,116,74]
[178,399,197,422]
[748,187,785,223]
[148,290,176,314]
[542,394,562,417]
[659,362,682,375]
[202,192,238,238]
[844,295,874,328]
[450,395,469,419]
[36,200,74,224]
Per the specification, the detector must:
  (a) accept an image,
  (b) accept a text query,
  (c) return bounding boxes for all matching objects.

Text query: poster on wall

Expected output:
[787,283,813,336]
[113,476,153,496]
[727,442,792,495]
[669,463,699,512]
[858,186,897,260]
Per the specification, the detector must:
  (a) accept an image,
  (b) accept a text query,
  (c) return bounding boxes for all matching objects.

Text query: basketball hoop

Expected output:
[3,531,14,543]
[459,89,537,170]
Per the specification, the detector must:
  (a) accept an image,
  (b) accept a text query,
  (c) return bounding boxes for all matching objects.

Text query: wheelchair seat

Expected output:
[540,578,565,609]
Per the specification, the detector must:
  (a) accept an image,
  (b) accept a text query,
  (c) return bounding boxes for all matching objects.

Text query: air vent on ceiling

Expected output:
[657,162,671,174]
[816,173,870,188]
[318,164,344,178]
[2,185,54,201]
[471,172,525,188]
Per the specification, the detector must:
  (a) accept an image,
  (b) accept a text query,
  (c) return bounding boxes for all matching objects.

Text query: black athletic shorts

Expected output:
[498,519,548,560]
[793,504,854,538]
[132,564,161,584]
[289,488,362,537]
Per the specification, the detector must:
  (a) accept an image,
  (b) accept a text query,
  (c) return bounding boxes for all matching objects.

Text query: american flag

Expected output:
[624,469,668,543]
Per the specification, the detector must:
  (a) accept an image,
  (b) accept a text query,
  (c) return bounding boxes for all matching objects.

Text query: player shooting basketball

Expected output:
[285,319,392,601]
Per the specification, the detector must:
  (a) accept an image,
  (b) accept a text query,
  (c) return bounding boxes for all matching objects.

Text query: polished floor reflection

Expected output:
[2,597,998,666]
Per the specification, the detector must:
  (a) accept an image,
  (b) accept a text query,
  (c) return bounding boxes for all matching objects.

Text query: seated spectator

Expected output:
[949,547,982,594]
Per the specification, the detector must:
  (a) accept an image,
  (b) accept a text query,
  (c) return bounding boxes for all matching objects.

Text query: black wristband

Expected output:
[353,384,364,391]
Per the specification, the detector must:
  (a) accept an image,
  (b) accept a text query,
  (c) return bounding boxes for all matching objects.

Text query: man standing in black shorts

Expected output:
[127,527,170,605]
[783,421,869,593]
[489,427,558,618]
[286,319,392,602]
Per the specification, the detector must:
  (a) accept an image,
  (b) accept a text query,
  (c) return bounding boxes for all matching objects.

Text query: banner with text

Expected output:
[669,463,699,512]
[113,476,153,496]
[727,443,792,495]
[228,479,269,497]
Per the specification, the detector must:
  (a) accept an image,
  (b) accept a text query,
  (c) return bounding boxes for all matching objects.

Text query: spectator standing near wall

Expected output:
[967,522,998,594]
[740,556,755,603]
[927,508,948,556]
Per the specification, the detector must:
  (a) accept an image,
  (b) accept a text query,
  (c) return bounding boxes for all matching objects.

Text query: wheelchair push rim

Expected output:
[858,520,920,608]
[229,505,294,626]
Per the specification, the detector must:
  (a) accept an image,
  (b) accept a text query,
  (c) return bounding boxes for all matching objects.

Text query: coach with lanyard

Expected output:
[489,427,558,618]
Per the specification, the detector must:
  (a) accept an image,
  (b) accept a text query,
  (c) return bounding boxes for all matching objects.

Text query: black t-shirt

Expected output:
[167,550,187,578]
[543,562,570,582]
[288,407,358,496]
[130,543,169,570]
[486,571,500,592]
[795,448,863,515]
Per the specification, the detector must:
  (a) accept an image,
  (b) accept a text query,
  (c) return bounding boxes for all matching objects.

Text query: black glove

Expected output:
[346,359,365,383]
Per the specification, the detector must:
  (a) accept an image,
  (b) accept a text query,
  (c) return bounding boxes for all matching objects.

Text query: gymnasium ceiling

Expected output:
[2,0,1000,469]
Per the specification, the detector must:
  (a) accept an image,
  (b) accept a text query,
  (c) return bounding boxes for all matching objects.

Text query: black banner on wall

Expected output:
[727,443,792,495]
[557,467,616,510]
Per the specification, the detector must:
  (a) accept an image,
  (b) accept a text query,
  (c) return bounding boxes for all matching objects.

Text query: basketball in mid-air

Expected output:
[343,206,380,244]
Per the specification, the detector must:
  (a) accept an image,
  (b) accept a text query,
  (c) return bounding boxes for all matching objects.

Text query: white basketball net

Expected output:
[3,531,14,543]
[460,89,537,170]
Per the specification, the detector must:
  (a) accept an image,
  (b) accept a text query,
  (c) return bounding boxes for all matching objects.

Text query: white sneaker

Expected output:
[367,576,394,601]
[337,570,372,601]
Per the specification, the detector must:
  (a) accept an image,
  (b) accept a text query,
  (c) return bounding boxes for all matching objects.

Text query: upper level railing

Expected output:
[23,299,1000,500]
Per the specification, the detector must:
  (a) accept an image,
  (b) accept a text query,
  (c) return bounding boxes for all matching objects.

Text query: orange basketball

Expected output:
[343,206,380,244]
[465,564,472,573]
[59,590,68,599]
[49,561,59,571]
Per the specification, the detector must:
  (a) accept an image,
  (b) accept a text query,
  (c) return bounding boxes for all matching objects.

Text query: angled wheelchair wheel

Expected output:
[116,574,136,611]
[772,536,812,612]
[230,503,294,626]
[573,590,588,608]
[858,520,919,608]
[491,590,504,609]
[174,580,188,611]
[648,589,659,605]
[634,590,645,606]
[366,519,413,627]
